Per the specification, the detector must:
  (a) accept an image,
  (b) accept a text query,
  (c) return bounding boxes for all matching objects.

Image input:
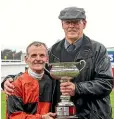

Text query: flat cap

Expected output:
[58,7,86,20]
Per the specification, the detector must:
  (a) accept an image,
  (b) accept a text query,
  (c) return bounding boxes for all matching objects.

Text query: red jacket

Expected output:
[7,71,52,119]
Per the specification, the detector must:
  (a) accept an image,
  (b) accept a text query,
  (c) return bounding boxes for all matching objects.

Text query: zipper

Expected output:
[51,79,56,112]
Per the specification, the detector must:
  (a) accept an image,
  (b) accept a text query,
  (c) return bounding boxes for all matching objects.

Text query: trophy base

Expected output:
[56,115,78,119]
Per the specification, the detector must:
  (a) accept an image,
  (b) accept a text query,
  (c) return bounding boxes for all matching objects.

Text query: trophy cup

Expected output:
[47,60,86,119]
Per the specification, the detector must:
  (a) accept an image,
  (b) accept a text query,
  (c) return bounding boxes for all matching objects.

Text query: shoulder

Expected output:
[86,38,108,61]
[13,72,31,86]
[11,73,25,96]
[49,39,65,52]
[84,35,107,53]
[91,39,107,52]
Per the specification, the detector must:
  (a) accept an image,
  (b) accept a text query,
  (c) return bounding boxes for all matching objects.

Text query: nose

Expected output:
[69,22,75,27]
[36,55,41,60]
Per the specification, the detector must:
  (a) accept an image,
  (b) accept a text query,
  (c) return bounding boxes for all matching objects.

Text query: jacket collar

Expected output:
[50,34,93,62]
[75,35,93,61]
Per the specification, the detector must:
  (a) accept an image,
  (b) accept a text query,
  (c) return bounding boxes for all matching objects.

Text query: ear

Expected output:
[24,55,28,64]
[46,56,49,63]
[83,20,87,29]
[61,21,64,29]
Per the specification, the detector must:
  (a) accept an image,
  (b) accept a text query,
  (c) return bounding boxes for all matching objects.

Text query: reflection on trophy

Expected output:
[49,60,86,119]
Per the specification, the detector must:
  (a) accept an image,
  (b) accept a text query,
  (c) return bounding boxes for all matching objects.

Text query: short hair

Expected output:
[26,41,48,56]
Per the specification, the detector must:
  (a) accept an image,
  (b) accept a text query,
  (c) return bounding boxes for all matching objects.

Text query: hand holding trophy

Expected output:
[45,60,86,119]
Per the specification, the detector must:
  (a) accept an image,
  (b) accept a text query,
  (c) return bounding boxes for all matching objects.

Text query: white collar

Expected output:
[28,68,44,80]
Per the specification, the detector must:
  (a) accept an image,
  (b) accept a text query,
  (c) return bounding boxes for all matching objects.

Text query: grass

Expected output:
[110,90,114,118]
[1,91,6,119]
[1,91,114,119]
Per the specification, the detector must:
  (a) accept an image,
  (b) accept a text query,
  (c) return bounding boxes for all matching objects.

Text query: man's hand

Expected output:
[42,112,56,119]
[4,78,14,95]
[60,82,76,96]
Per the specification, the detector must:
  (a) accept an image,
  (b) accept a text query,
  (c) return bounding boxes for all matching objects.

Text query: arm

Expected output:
[1,72,23,95]
[75,45,113,98]
[8,95,42,119]
[1,75,16,90]
[39,75,53,114]
[60,45,113,98]
[8,96,55,119]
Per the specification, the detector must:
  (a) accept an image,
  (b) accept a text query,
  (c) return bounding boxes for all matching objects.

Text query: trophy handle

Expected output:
[79,60,86,72]
[44,63,51,73]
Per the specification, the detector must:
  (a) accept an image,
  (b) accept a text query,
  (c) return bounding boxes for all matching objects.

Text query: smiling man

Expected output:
[7,41,56,119]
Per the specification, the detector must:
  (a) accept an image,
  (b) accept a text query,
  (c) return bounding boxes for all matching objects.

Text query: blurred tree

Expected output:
[1,49,22,60]
[14,51,22,60]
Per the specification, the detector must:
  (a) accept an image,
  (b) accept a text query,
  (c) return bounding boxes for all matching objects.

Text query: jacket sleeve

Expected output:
[9,111,42,119]
[38,102,51,114]
[75,44,113,98]
[1,75,16,90]
[1,72,23,90]
[7,79,42,119]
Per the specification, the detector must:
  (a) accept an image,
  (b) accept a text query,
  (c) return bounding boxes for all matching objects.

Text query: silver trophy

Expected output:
[45,60,86,119]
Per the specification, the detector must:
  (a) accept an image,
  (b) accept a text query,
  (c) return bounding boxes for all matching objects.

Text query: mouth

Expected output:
[33,62,45,66]
[68,31,77,34]
[68,31,77,35]
[34,63,44,65]
[69,30,77,32]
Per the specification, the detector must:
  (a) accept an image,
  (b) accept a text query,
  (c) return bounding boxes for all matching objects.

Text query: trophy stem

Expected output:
[60,95,70,102]
[60,77,71,83]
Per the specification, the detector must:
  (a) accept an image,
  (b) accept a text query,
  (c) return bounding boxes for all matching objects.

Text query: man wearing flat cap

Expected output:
[2,6,113,119]
[49,6,113,119]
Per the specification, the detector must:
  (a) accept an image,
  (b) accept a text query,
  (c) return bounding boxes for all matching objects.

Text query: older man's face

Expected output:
[25,45,48,74]
[62,19,86,42]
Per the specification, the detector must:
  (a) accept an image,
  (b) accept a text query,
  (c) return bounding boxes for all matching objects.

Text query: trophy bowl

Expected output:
[49,60,86,79]
[45,60,86,119]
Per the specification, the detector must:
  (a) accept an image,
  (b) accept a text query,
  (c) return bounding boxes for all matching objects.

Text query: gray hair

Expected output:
[26,41,48,56]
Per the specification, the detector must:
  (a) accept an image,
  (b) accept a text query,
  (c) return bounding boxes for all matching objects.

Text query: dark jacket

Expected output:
[49,34,113,119]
